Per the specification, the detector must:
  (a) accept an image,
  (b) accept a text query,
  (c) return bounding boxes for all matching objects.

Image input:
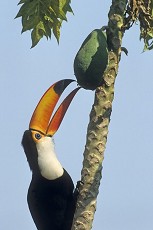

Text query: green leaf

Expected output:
[31,21,46,48]
[22,15,39,33]
[52,19,61,43]
[51,0,67,21]
[16,1,38,18]
[16,0,73,47]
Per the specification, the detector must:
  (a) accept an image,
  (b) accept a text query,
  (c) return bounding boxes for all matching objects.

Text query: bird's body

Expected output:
[22,80,80,230]
[28,170,75,230]
[22,130,76,230]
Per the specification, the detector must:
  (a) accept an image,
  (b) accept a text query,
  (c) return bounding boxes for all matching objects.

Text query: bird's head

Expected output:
[22,79,80,176]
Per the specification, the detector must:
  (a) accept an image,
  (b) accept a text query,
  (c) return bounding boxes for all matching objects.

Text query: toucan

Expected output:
[22,79,80,230]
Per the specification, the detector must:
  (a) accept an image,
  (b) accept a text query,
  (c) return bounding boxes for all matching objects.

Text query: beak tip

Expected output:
[53,79,75,95]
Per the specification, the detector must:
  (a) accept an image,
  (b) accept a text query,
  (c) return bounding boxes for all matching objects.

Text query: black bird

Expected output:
[22,79,80,230]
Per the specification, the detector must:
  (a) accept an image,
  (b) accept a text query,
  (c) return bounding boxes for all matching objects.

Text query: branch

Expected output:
[72,1,128,229]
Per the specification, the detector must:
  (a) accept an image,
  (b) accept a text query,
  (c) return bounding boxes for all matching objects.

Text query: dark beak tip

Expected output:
[53,79,75,95]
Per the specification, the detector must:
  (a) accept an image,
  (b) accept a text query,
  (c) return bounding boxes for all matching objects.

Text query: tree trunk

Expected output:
[72,1,127,229]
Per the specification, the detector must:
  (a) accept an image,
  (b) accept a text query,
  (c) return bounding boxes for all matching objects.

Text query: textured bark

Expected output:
[72,1,127,230]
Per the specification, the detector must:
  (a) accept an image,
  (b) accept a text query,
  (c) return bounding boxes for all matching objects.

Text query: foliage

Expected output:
[124,0,153,51]
[15,0,73,48]
[16,0,153,50]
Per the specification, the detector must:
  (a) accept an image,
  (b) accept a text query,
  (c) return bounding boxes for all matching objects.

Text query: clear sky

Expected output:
[1,0,153,229]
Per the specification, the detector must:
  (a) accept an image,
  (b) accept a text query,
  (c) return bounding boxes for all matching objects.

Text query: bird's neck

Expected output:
[36,137,64,180]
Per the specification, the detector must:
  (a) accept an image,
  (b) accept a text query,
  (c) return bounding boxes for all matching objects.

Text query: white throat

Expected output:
[36,136,64,180]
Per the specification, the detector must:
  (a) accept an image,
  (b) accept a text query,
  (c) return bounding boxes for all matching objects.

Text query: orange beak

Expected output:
[29,79,80,136]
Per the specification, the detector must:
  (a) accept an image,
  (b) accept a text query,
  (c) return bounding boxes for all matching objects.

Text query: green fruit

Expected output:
[74,29,108,90]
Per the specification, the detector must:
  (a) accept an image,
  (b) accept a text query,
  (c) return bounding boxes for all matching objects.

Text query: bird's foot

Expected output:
[73,180,84,200]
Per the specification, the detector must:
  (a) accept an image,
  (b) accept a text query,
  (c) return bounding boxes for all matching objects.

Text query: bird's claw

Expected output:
[73,180,84,199]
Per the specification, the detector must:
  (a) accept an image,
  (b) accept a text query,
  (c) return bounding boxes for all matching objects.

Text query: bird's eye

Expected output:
[35,133,42,140]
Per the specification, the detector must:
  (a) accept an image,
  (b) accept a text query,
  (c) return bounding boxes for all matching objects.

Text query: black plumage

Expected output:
[22,130,77,230]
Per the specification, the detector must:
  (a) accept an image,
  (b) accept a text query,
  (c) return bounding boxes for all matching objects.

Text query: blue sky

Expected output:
[1,0,153,229]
